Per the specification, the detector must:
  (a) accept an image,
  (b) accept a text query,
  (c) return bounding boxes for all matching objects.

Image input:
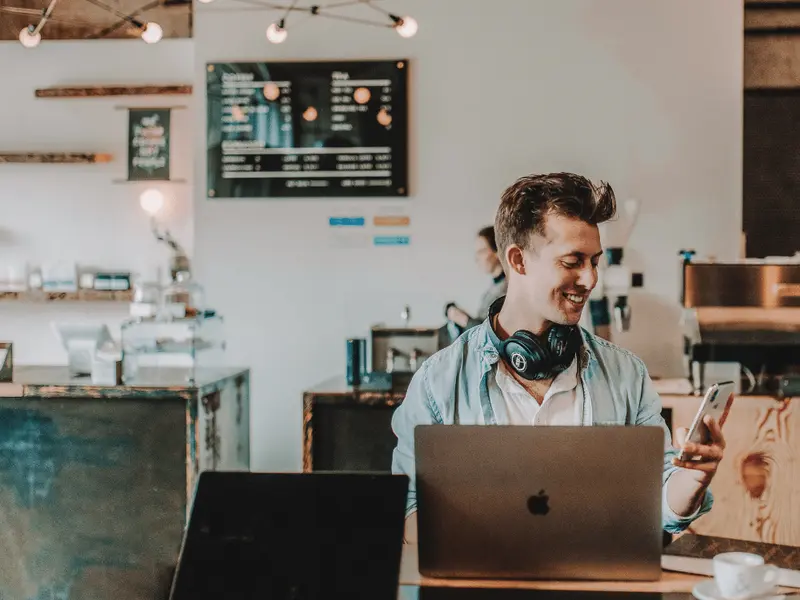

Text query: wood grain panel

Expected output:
[0,153,112,164]
[664,395,800,545]
[0,290,132,302]
[35,85,192,97]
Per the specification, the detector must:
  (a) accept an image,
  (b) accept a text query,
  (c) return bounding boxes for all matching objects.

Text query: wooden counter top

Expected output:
[304,374,409,405]
[398,544,710,593]
[0,365,249,400]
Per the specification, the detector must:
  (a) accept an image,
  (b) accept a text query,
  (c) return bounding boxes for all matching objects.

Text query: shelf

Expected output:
[35,85,193,98]
[0,290,133,302]
[0,153,113,164]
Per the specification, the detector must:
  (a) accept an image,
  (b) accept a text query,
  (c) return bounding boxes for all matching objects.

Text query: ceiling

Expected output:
[0,0,191,40]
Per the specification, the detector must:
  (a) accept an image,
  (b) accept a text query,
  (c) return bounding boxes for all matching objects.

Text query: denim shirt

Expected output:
[390,319,713,534]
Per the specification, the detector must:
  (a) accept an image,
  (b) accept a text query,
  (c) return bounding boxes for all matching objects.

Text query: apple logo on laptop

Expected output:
[527,490,550,515]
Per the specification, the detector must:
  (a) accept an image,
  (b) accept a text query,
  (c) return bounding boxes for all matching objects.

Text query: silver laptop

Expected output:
[414,425,664,581]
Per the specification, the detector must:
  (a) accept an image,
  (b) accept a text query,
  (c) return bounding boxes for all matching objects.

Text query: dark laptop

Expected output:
[169,471,408,600]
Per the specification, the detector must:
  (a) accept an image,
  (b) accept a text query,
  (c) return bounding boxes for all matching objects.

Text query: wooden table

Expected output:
[398,544,709,594]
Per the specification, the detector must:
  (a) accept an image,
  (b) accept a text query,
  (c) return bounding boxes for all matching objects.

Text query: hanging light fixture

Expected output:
[18,25,41,47]
[197,1,417,44]
[390,14,418,38]
[265,19,287,44]
[140,21,163,43]
[16,0,58,48]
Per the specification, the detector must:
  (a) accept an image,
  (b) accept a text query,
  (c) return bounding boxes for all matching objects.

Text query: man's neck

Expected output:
[491,265,505,281]
[495,290,550,338]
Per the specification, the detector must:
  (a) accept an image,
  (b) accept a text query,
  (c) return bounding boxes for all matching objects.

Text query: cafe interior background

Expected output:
[3,0,800,594]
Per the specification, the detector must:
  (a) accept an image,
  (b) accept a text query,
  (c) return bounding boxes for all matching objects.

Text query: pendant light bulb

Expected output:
[139,188,165,216]
[394,15,418,38]
[266,20,288,43]
[19,26,41,48]
[141,22,163,44]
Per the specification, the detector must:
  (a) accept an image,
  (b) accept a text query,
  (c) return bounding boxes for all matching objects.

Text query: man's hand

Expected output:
[665,415,725,517]
[671,415,726,486]
[446,305,470,328]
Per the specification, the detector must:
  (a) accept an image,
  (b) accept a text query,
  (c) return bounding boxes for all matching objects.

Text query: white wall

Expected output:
[193,0,744,471]
[0,40,194,364]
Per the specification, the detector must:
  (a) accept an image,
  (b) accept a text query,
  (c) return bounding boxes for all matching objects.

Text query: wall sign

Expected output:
[128,108,171,181]
[206,60,409,199]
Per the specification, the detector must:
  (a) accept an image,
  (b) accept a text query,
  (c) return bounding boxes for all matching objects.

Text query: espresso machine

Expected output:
[587,199,644,341]
[345,305,447,392]
[370,305,447,384]
[680,252,800,396]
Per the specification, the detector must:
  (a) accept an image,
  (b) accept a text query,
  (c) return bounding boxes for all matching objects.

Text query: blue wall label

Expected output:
[328,217,365,227]
[374,236,410,246]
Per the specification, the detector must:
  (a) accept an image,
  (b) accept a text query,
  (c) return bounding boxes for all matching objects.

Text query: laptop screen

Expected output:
[169,471,408,600]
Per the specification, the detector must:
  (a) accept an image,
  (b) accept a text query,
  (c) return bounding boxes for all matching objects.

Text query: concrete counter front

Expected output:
[0,365,251,600]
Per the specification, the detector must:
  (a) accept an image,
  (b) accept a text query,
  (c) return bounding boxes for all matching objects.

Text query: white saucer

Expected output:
[693,580,787,600]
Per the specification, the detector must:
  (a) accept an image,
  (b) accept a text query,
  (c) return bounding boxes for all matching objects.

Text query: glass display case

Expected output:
[120,314,225,385]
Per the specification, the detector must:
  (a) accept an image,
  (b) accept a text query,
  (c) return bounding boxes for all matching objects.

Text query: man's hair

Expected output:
[494,172,616,259]
[477,225,497,253]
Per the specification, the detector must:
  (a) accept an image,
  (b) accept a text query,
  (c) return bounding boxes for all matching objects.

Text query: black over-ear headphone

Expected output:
[487,296,582,381]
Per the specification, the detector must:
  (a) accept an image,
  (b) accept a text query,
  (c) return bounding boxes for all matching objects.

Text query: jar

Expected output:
[162,271,205,318]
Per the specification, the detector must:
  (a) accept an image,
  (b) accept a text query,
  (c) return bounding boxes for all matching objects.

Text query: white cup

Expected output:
[713,552,780,599]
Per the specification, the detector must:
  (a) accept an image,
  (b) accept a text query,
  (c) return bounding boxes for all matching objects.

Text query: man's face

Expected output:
[513,213,603,326]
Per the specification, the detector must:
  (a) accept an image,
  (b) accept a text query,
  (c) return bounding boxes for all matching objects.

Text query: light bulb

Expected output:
[263,82,280,101]
[197,0,215,4]
[302,106,318,122]
[141,22,163,44]
[353,87,371,105]
[266,22,287,44]
[139,189,165,216]
[231,105,246,121]
[394,16,418,38]
[19,27,41,48]
[377,108,392,127]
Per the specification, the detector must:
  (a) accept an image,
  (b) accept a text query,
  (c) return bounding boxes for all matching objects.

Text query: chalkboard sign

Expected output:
[206,60,408,198]
[128,108,170,181]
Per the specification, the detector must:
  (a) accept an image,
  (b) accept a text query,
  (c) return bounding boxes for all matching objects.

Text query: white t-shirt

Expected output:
[489,357,583,426]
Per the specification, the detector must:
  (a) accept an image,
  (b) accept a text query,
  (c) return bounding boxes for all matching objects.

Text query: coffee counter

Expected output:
[303,374,407,472]
[0,364,245,400]
[303,375,800,547]
[0,365,250,600]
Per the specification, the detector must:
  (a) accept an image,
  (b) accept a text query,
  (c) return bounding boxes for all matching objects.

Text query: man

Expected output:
[392,172,724,543]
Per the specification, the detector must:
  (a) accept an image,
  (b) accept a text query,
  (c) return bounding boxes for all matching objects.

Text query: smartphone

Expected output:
[677,380,735,461]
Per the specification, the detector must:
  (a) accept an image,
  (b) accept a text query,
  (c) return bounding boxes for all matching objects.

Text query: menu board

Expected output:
[128,108,170,181]
[206,60,408,198]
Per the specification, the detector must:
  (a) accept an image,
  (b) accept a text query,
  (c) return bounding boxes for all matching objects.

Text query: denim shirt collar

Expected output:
[472,319,597,427]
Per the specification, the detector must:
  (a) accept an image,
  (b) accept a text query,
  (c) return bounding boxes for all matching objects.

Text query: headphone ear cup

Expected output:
[547,326,582,370]
[513,331,551,365]
[503,331,551,380]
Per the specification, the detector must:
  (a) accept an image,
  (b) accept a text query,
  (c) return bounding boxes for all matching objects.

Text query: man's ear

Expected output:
[506,245,525,276]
